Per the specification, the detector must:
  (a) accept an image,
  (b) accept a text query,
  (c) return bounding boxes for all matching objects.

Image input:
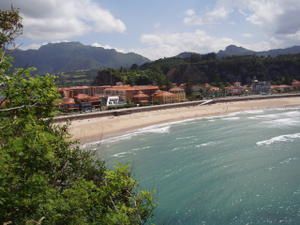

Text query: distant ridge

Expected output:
[9,42,150,74]
[176,52,201,59]
[176,45,300,59]
[217,45,255,57]
[218,45,300,57]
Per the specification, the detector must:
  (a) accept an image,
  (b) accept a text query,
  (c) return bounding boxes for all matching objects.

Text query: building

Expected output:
[132,91,150,105]
[103,85,159,102]
[209,86,220,93]
[292,80,300,90]
[169,87,186,102]
[59,87,106,112]
[271,85,293,93]
[152,91,177,104]
[225,82,245,96]
[59,97,79,112]
[59,86,110,98]
[251,80,271,95]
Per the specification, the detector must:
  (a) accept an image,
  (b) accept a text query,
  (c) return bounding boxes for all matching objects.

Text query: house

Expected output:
[152,90,177,104]
[169,87,186,102]
[225,82,245,95]
[59,97,79,112]
[251,80,271,95]
[292,80,300,90]
[59,86,110,98]
[132,91,150,105]
[271,85,293,93]
[103,85,159,103]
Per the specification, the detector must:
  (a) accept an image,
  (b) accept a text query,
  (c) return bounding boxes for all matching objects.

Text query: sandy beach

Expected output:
[66,97,300,144]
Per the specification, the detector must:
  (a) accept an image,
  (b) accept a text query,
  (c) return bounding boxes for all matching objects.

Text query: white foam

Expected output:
[196,141,217,148]
[83,107,300,147]
[138,125,170,134]
[242,110,265,114]
[256,133,300,146]
[222,117,240,121]
[131,146,151,152]
[228,110,265,116]
[112,151,131,158]
[282,111,300,117]
[176,136,195,140]
[262,118,299,127]
[252,114,280,119]
[279,157,298,165]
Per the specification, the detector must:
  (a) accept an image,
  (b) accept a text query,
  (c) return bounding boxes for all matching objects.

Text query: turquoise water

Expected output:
[90,107,300,225]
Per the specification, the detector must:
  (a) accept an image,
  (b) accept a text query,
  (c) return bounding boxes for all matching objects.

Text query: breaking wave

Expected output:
[256,133,300,146]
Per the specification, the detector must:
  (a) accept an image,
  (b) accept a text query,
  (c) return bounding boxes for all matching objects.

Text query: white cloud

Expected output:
[134,30,239,60]
[184,0,300,49]
[92,42,126,53]
[18,40,70,50]
[19,43,42,50]
[235,0,300,46]
[184,7,230,25]
[0,0,126,41]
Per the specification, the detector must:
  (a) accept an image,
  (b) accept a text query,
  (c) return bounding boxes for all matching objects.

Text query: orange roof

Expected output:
[59,86,90,91]
[271,85,292,88]
[59,85,112,92]
[104,85,159,92]
[169,87,184,92]
[133,91,149,99]
[89,96,101,101]
[74,93,90,100]
[209,86,220,91]
[153,91,176,97]
[292,80,300,84]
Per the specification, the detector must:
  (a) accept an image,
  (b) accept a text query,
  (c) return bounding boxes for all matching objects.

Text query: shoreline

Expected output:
[65,97,300,145]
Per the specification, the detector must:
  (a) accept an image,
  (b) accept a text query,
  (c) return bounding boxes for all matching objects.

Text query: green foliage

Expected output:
[141,54,300,86]
[0,9,154,224]
[0,8,23,48]
[0,49,154,225]
[93,67,169,87]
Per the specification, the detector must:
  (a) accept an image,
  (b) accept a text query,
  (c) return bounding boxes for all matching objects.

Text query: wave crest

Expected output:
[256,133,300,146]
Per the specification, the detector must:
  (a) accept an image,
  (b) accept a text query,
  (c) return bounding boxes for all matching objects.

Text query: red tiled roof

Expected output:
[133,91,149,99]
[271,85,292,88]
[74,94,90,100]
[169,87,184,92]
[153,91,176,97]
[104,85,159,91]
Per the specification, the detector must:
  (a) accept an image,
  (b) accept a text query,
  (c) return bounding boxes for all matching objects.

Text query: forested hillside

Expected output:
[87,54,300,88]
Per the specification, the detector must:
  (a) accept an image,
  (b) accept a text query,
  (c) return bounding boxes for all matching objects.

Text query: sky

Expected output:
[1,0,300,60]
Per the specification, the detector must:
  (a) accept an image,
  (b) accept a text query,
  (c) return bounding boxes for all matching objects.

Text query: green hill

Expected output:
[10,42,150,74]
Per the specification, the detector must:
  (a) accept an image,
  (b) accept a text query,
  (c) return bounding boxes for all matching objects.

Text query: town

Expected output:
[58,79,300,113]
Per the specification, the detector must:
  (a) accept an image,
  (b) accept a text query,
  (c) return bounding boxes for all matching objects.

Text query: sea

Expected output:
[86,107,300,225]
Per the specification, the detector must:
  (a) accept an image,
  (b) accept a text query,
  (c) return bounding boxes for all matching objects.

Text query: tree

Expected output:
[0,9,154,225]
[0,7,22,48]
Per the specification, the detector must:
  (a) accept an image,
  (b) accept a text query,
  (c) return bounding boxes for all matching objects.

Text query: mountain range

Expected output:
[178,45,300,58]
[9,42,150,74]
[9,42,300,75]
[217,45,300,57]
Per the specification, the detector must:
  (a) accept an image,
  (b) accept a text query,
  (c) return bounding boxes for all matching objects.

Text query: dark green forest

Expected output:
[57,53,300,87]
